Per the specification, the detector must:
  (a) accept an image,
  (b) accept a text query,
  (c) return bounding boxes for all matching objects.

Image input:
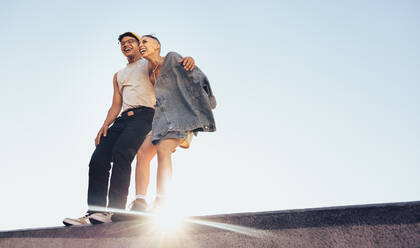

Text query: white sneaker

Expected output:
[89,212,113,224]
[63,214,91,226]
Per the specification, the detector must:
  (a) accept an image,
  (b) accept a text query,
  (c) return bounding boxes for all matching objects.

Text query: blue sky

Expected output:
[0,0,419,231]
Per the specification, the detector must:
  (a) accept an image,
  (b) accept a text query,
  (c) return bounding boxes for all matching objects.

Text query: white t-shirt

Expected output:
[116,58,156,111]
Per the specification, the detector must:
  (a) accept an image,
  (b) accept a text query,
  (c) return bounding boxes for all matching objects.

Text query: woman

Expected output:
[129,35,216,213]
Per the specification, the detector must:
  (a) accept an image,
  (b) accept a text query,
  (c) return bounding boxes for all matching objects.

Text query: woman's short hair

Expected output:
[142,34,160,45]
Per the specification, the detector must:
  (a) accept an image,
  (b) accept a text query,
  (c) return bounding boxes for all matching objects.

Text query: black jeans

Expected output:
[87,107,154,211]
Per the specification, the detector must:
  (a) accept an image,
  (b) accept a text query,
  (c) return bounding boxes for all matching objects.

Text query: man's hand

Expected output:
[95,125,109,146]
[178,56,195,71]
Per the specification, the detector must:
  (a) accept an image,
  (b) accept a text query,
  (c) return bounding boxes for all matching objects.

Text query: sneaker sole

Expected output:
[89,216,112,225]
[62,219,89,226]
[89,218,105,225]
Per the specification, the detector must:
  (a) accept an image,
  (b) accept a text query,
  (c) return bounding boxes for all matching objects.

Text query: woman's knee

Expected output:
[137,145,156,161]
[156,141,179,156]
[156,145,174,157]
[156,147,170,158]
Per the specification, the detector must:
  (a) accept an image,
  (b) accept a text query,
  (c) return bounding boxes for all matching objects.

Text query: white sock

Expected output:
[136,194,146,200]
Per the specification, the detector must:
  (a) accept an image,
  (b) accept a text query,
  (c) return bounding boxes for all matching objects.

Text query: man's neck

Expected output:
[127,54,142,64]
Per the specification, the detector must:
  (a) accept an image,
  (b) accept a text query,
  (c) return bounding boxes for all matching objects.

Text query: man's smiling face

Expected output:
[120,36,140,57]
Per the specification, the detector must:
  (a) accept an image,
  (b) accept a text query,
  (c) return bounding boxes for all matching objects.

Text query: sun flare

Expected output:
[149,199,188,233]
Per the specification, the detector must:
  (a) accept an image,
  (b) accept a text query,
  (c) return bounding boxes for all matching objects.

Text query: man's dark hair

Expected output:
[142,34,161,45]
[118,32,140,42]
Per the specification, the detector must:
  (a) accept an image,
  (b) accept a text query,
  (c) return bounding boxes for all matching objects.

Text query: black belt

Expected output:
[121,106,154,118]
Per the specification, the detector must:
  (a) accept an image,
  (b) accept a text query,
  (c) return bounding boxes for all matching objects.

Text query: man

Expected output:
[63,32,195,225]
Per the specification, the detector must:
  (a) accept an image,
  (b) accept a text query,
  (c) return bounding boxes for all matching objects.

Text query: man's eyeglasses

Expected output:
[118,39,138,46]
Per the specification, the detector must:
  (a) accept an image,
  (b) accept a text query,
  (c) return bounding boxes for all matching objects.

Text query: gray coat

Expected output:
[151,52,216,141]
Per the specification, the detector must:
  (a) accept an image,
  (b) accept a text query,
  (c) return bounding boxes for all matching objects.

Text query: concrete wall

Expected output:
[1,201,419,248]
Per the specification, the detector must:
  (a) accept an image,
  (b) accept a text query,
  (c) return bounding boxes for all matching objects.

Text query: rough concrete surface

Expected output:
[1,201,419,248]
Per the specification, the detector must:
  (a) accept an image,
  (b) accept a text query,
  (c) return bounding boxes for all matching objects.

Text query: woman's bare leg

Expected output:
[135,135,157,196]
[156,138,183,196]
